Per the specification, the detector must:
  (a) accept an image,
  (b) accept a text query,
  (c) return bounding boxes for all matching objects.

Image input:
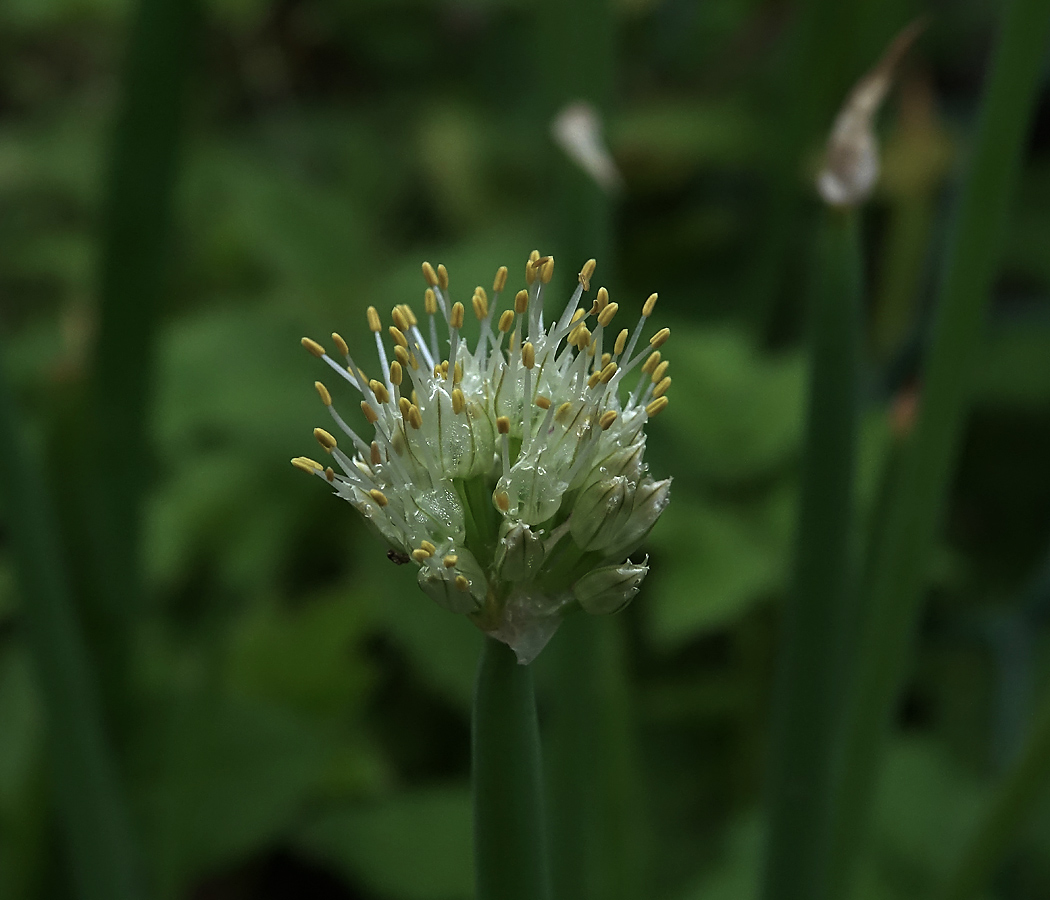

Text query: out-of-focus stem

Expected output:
[827,0,1050,894]
[761,208,861,900]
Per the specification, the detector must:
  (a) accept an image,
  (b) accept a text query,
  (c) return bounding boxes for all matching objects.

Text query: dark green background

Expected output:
[1,0,1049,897]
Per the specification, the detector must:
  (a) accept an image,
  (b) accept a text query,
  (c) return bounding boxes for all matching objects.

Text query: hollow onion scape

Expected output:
[294,253,671,663]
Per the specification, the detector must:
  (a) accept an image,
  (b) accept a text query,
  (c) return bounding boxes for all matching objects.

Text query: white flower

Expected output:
[294,253,671,663]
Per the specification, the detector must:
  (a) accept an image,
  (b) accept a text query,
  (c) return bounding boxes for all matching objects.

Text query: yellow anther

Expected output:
[361,402,379,424]
[652,360,669,383]
[366,306,381,332]
[420,540,436,555]
[643,292,658,316]
[451,388,465,414]
[650,327,670,348]
[599,361,618,384]
[331,332,349,356]
[601,352,611,368]
[535,395,551,410]
[525,258,537,286]
[388,326,408,348]
[494,491,510,512]
[646,396,669,417]
[571,308,586,324]
[370,441,382,465]
[579,258,596,291]
[399,396,411,418]
[412,548,430,563]
[496,416,510,435]
[614,329,628,355]
[369,489,389,507]
[437,263,449,290]
[594,286,609,312]
[411,390,418,405]
[599,410,619,430]
[454,575,470,592]
[390,361,403,386]
[314,428,337,451]
[394,345,412,369]
[403,303,419,326]
[598,302,619,328]
[472,294,488,321]
[576,326,592,349]
[454,361,463,384]
[514,289,528,314]
[325,466,335,482]
[493,266,508,293]
[588,372,602,389]
[424,288,437,315]
[408,406,423,429]
[372,381,391,405]
[540,256,554,284]
[314,381,332,406]
[291,456,322,474]
[441,360,450,377]
[653,376,672,398]
[642,351,661,375]
[522,342,535,369]
[498,310,515,333]
[529,249,541,263]
[301,337,325,358]
[555,401,574,422]
[391,307,409,332]
[450,302,465,329]
[443,554,458,568]
[422,261,438,286]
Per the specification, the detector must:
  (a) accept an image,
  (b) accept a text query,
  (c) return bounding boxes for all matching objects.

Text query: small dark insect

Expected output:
[387,549,411,565]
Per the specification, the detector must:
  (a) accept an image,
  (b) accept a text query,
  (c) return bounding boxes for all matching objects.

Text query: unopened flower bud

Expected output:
[606,478,672,559]
[495,522,546,582]
[570,476,629,551]
[573,559,649,615]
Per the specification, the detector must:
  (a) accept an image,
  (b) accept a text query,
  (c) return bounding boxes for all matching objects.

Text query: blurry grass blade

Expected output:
[88,0,197,668]
[828,0,1050,893]
[0,345,144,900]
[472,637,550,900]
[762,208,861,900]
[939,686,1050,900]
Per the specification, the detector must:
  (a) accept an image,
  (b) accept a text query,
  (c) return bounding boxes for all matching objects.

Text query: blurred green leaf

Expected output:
[656,326,805,484]
[295,786,473,900]
[645,487,794,649]
[133,692,326,897]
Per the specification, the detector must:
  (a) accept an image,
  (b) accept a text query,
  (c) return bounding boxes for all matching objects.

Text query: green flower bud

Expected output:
[605,477,672,559]
[573,558,648,614]
[570,476,629,551]
[494,521,546,582]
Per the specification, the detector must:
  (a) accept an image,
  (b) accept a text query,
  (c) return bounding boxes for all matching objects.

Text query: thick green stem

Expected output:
[472,637,551,900]
[0,345,145,900]
[761,209,861,900]
[939,687,1050,900]
[827,0,1050,893]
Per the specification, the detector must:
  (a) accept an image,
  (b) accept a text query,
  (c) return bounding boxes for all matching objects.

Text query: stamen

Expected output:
[579,258,596,291]
[301,337,325,358]
[422,261,438,287]
[314,428,338,451]
[493,266,508,293]
[371,442,382,465]
[443,554,458,568]
[645,396,669,417]
[315,381,332,406]
[332,333,349,356]
[291,456,322,474]
[599,410,618,430]
[369,489,389,507]
[653,376,671,398]
[455,575,470,592]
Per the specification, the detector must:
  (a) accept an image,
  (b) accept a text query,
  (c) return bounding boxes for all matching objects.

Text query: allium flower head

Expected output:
[294,253,671,663]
